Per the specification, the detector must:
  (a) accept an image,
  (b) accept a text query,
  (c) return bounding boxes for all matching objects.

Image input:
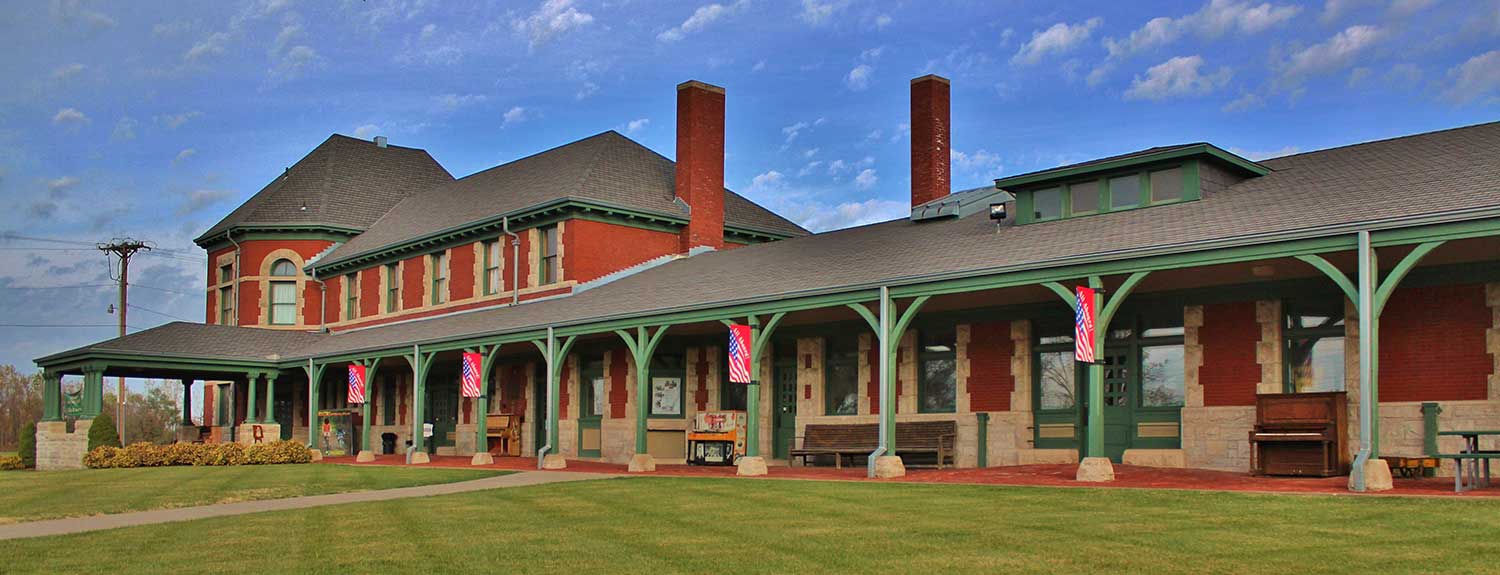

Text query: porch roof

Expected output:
[38,121,1500,369]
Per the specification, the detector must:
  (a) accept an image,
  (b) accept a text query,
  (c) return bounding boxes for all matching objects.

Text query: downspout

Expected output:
[536,326,554,469]
[1351,230,1374,491]
[503,216,521,305]
[226,230,242,325]
[867,286,890,478]
[310,264,327,333]
[307,357,316,449]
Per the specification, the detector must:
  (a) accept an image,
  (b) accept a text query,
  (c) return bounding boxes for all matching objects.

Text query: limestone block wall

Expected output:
[36,419,89,470]
[1181,304,1258,471]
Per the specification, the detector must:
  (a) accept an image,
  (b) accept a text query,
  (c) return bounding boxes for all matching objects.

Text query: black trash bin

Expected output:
[381,433,397,455]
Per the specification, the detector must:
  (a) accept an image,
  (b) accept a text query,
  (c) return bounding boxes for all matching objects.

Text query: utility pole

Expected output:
[99,238,152,445]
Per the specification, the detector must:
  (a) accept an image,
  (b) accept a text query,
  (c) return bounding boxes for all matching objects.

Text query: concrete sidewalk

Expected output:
[0,470,617,541]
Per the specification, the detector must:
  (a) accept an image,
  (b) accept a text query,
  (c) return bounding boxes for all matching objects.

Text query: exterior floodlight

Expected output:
[989,203,1007,220]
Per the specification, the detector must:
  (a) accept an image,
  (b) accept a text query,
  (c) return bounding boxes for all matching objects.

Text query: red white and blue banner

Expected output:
[1075,286,1097,364]
[727,324,753,383]
[347,364,367,404]
[461,352,483,398]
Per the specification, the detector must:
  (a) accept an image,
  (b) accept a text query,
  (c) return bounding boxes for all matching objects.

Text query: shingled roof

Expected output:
[195,134,454,245]
[318,131,808,267]
[37,322,328,364]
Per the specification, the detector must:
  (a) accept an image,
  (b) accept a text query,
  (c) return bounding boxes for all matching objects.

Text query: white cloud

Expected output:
[951,149,1004,178]
[1012,18,1102,65]
[576,81,599,100]
[433,93,488,114]
[271,45,320,80]
[864,129,882,142]
[1229,146,1300,160]
[1277,25,1385,89]
[156,111,203,129]
[177,189,234,216]
[845,64,874,90]
[1106,0,1301,59]
[799,0,850,26]
[781,121,810,143]
[1443,50,1500,104]
[51,63,85,81]
[352,124,380,139]
[747,170,786,194]
[48,176,80,193]
[1125,55,1233,100]
[658,0,748,42]
[623,118,650,134]
[752,60,766,72]
[51,108,89,127]
[853,168,878,189]
[502,106,530,127]
[798,199,906,232]
[874,14,893,29]
[1222,92,1263,112]
[173,148,197,166]
[184,32,230,63]
[797,161,823,177]
[891,122,909,143]
[51,0,116,31]
[802,147,819,159]
[512,0,594,51]
[111,117,138,141]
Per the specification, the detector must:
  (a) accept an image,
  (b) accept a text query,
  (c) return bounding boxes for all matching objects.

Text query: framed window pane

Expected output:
[1150,167,1183,202]
[824,336,859,415]
[1038,351,1076,409]
[1140,345,1185,407]
[1110,175,1141,208]
[385,264,400,312]
[1033,188,1062,220]
[721,358,748,411]
[589,377,605,417]
[918,328,956,413]
[345,273,358,320]
[270,281,296,325]
[1069,181,1100,214]
[218,264,233,283]
[270,259,297,277]
[1287,336,1345,392]
[219,286,233,324]
[484,240,501,295]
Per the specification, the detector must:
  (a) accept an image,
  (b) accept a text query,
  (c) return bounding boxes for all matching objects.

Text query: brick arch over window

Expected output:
[256,249,308,327]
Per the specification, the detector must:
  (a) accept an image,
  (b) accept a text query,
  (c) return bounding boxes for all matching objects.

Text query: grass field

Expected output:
[3,475,1497,574]
[0,464,502,524]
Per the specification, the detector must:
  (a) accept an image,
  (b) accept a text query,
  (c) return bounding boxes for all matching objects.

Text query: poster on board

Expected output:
[651,376,682,416]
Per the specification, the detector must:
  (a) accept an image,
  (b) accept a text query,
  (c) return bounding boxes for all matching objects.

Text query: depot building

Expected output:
[32,76,1500,488]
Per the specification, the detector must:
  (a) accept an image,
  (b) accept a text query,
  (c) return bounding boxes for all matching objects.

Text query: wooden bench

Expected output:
[792,421,956,469]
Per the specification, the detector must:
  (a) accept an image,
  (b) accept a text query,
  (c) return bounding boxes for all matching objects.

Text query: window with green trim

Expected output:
[824,335,859,415]
[218,263,233,284]
[1284,300,1345,393]
[1150,167,1184,202]
[1033,187,1062,221]
[218,286,233,325]
[918,328,957,413]
[430,251,448,305]
[268,259,297,326]
[344,273,358,320]
[1018,161,1198,224]
[1109,174,1142,209]
[581,358,604,419]
[482,239,501,295]
[538,224,559,285]
[1070,181,1100,214]
[385,263,400,313]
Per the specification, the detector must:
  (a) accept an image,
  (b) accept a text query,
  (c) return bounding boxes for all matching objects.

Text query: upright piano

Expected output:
[1249,391,1348,477]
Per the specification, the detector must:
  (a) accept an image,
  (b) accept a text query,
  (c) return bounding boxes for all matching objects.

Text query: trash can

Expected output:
[382,433,397,455]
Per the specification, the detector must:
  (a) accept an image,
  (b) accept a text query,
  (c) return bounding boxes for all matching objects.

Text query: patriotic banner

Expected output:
[461,352,483,398]
[1075,286,1097,364]
[347,364,367,404]
[727,324,753,383]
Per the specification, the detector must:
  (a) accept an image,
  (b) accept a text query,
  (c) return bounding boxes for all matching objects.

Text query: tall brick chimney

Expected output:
[910,74,951,208]
[676,80,726,251]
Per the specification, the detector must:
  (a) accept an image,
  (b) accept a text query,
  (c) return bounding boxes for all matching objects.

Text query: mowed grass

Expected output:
[4,476,1498,574]
[0,464,502,523]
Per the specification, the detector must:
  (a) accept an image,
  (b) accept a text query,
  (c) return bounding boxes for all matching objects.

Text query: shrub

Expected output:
[87,411,120,451]
[162,442,203,466]
[123,442,166,467]
[196,442,246,466]
[0,455,23,471]
[83,441,311,469]
[83,445,122,469]
[19,421,36,469]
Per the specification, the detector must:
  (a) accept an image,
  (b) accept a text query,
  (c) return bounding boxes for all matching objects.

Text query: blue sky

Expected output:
[1,0,1498,375]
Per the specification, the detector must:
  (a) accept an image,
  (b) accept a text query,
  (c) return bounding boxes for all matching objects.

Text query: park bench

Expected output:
[1440,452,1499,492]
[792,421,956,469]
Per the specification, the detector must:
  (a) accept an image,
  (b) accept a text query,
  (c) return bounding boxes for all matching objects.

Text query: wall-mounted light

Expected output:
[989,203,1007,220]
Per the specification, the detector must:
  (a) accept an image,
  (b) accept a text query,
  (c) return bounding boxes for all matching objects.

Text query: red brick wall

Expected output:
[449,243,476,301]
[565,219,680,283]
[206,291,216,324]
[401,256,424,311]
[559,358,572,420]
[504,228,532,291]
[324,275,343,322]
[359,267,381,317]
[866,345,880,415]
[302,278,323,326]
[202,385,216,425]
[968,321,1014,412]
[695,351,710,411]
[238,282,260,325]
[1200,301,1260,407]
[608,348,629,418]
[1379,284,1492,402]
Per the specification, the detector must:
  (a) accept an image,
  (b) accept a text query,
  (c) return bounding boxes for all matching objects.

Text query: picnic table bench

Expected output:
[791,421,956,469]
[1437,430,1500,492]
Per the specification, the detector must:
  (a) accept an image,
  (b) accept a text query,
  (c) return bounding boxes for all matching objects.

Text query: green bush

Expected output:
[83,445,122,469]
[0,455,23,471]
[123,442,166,467]
[83,441,313,469]
[87,411,120,451]
[19,421,36,469]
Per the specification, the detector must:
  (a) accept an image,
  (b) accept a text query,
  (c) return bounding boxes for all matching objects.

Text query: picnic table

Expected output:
[1437,430,1500,492]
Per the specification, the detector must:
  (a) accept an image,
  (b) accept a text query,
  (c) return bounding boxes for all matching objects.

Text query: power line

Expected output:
[0,323,145,329]
[0,283,200,296]
[127,303,192,322]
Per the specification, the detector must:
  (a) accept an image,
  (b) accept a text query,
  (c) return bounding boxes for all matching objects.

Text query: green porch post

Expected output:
[473,344,500,465]
[81,364,104,418]
[42,370,61,422]
[246,371,260,423]
[532,329,576,469]
[359,359,380,457]
[847,291,927,478]
[406,346,436,463]
[617,325,670,471]
[304,361,325,449]
[181,380,194,426]
[263,372,278,424]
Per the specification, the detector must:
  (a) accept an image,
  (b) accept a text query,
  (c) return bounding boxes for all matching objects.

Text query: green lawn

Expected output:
[4,476,1497,574]
[0,464,502,524]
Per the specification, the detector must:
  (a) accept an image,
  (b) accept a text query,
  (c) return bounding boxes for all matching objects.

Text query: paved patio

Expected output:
[321,454,1500,497]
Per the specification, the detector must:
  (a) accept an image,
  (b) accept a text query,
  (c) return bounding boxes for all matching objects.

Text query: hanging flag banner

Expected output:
[1075,286,1097,363]
[727,324,753,383]
[347,364,367,404]
[461,352,483,398]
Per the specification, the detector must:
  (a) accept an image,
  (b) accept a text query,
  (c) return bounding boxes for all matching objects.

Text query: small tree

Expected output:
[88,410,120,451]
[19,422,36,468]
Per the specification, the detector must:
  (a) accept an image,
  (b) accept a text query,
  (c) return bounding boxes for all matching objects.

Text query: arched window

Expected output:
[268,259,298,325]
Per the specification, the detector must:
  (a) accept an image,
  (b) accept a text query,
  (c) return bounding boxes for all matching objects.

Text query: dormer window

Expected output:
[1109,174,1142,209]
[1150,167,1184,202]
[1033,187,1062,221]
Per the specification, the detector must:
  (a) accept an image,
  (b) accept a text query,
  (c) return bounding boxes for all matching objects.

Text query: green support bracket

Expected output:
[404,349,437,454]
[846,295,928,455]
[530,333,577,457]
[1294,254,1359,304]
[357,358,382,454]
[303,361,326,449]
[1041,273,1150,459]
[718,312,787,459]
[617,325,671,456]
[475,344,501,457]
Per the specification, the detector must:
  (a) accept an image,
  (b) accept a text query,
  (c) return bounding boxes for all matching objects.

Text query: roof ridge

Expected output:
[453,131,619,181]
[572,131,616,198]
[1263,120,1500,162]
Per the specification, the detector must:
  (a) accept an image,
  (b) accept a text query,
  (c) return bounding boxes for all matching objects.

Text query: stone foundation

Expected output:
[1016,448,1078,465]
[1075,456,1115,481]
[1181,406,1255,472]
[36,419,89,470]
[1122,449,1185,468]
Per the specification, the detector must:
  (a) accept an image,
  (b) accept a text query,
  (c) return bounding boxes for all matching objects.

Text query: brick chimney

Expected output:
[676,80,726,251]
[910,74,951,208]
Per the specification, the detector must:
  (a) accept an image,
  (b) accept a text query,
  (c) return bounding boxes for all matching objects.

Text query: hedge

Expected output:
[0,455,22,471]
[19,421,36,469]
[83,440,313,469]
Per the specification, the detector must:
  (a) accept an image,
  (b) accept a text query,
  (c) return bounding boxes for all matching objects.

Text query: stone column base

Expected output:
[736,456,768,476]
[36,420,89,470]
[234,423,280,446]
[355,450,376,462]
[1350,458,1394,492]
[470,452,495,466]
[541,453,568,470]
[309,449,323,462]
[873,455,906,478]
[409,451,430,465]
[1076,457,1115,482]
[628,453,657,473]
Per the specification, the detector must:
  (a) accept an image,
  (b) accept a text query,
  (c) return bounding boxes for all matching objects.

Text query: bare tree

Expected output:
[0,365,42,450]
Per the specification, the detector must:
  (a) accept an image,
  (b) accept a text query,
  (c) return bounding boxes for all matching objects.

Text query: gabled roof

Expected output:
[37,322,328,364]
[317,131,808,268]
[195,134,454,246]
[993,142,1269,190]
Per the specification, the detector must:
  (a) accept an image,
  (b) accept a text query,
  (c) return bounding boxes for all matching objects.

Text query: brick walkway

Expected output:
[0,470,615,541]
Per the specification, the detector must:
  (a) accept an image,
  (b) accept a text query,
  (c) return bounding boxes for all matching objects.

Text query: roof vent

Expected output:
[374,136,388,148]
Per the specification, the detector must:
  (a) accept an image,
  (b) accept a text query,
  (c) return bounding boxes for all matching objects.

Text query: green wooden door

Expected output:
[427,380,458,454]
[578,360,603,458]
[772,364,797,460]
[1098,349,1132,462]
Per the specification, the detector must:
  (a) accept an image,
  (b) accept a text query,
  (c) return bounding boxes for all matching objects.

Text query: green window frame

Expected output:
[1283,300,1346,393]
[648,353,687,419]
[1017,161,1199,224]
[430,251,448,305]
[538,224,559,285]
[218,286,233,325]
[482,239,501,296]
[385,263,400,312]
[581,358,605,419]
[824,335,859,416]
[215,383,231,425]
[917,327,957,413]
[268,258,297,326]
[344,273,358,320]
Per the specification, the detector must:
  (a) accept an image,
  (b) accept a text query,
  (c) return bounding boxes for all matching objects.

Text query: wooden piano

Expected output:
[1249,391,1348,477]
[485,413,522,457]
